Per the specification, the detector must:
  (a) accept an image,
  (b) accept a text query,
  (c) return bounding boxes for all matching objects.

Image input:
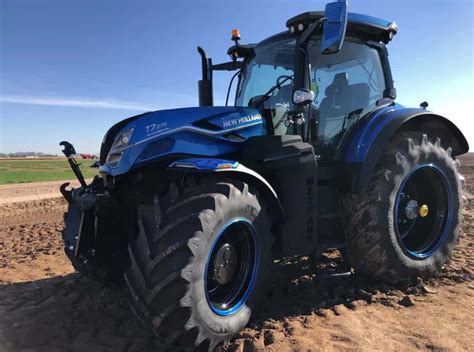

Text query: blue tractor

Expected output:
[60,1,469,349]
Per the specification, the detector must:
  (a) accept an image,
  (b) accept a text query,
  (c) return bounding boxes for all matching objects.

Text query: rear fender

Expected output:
[168,158,285,222]
[344,107,469,193]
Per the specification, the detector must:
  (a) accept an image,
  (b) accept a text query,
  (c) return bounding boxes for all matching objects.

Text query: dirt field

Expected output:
[0,155,473,351]
[0,179,93,204]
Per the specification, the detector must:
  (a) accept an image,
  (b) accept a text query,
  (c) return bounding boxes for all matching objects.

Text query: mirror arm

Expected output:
[294,17,325,91]
[299,18,326,48]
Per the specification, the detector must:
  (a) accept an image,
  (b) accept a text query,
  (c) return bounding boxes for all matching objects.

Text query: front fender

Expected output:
[343,106,469,193]
[168,158,285,222]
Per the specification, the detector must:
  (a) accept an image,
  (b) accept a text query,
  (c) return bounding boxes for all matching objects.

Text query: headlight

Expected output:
[110,128,134,152]
[106,128,134,167]
[106,152,124,167]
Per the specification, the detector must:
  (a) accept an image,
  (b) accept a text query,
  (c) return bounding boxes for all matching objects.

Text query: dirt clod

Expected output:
[398,295,415,307]
[356,289,373,303]
[421,285,437,294]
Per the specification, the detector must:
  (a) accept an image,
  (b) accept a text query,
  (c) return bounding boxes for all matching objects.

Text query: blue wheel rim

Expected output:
[204,218,259,316]
[394,164,452,259]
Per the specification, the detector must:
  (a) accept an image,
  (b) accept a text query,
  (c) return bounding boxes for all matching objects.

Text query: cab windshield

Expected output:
[235,36,296,135]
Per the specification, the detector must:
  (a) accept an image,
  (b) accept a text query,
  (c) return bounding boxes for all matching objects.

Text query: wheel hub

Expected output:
[205,219,259,316]
[405,199,419,220]
[394,164,451,258]
[212,243,238,285]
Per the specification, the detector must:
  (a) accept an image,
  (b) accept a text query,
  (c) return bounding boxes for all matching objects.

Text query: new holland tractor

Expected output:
[60,1,469,349]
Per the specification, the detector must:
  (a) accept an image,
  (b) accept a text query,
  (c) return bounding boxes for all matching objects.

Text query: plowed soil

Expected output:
[1,155,473,351]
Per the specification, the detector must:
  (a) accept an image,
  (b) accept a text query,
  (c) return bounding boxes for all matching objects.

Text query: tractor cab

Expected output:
[200,2,398,161]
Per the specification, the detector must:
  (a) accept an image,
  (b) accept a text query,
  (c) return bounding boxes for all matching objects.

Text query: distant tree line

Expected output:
[0,152,58,158]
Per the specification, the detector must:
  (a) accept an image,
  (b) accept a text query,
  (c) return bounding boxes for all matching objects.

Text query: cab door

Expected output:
[306,38,387,161]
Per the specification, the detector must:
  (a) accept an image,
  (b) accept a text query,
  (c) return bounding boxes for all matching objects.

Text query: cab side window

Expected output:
[309,40,386,144]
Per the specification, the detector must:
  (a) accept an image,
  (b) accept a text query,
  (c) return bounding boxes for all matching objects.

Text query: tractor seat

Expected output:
[318,72,370,141]
[319,73,370,118]
[319,72,352,118]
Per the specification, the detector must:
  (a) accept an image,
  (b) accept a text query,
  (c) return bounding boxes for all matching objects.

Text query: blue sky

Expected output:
[0,0,472,154]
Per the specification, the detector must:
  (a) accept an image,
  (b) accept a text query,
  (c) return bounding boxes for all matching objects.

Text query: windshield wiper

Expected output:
[254,75,294,107]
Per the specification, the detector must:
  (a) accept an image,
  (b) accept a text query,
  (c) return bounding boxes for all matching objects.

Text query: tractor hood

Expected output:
[100,106,265,176]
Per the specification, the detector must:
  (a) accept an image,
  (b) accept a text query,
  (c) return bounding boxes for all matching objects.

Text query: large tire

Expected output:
[125,179,272,349]
[343,132,462,283]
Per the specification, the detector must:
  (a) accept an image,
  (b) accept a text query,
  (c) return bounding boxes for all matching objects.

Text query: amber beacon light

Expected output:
[231,29,241,41]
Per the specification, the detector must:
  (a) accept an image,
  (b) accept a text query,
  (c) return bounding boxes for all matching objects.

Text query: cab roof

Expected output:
[286,11,398,44]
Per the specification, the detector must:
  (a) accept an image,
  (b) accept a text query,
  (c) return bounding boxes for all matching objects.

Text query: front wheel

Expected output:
[343,132,463,283]
[125,180,272,349]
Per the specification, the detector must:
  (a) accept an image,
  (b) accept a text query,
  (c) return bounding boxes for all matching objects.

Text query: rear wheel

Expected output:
[125,180,272,349]
[343,132,462,283]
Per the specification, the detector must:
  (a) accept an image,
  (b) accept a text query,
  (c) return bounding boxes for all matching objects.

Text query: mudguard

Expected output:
[343,106,469,193]
[168,157,286,222]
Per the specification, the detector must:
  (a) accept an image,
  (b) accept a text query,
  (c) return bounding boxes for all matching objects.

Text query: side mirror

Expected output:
[321,1,348,55]
[293,89,315,106]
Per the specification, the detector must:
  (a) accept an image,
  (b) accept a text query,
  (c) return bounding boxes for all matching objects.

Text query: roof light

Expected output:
[388,22,399,41]
[231,29,241,41]
[389,22,399,33]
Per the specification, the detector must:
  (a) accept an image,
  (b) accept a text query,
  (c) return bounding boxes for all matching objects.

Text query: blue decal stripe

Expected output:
[169,158,239,170]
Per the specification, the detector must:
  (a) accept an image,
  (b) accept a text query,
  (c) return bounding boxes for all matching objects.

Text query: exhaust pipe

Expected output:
[197,46,213,106]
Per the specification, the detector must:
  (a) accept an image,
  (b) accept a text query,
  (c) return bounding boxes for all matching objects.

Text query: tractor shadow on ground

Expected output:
[250,249,451,326]
[0,274,160,351]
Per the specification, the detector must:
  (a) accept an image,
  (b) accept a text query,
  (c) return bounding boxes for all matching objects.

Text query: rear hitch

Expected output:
[59,182,73,204]
[60,141,88,188]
